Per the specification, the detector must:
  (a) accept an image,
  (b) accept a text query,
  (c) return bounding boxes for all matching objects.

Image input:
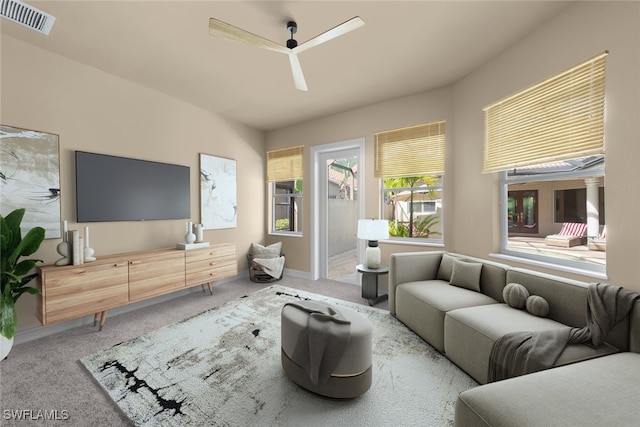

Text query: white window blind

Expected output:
[483,51,607,174]
[374,121,445,178]
[266,145,304,181]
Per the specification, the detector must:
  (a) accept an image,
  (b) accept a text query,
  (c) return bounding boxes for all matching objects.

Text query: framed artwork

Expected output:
[200,154,237,229]
[0,125,61,239]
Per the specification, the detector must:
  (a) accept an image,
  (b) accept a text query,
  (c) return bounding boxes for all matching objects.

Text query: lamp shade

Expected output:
[357,219,389,241]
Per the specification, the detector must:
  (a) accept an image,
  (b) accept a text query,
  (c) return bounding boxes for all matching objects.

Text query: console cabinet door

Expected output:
[38,259,129,325]
[129,250,186,302]
[185,243,237,287]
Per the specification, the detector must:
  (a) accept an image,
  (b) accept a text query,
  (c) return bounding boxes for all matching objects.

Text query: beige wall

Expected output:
[2,37,266,333]
[266,2,640,290]
[265,87,454,273]
[452,0,639,287]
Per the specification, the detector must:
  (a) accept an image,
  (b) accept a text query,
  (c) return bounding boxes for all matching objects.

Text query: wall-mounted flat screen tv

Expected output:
[76,151,190,222]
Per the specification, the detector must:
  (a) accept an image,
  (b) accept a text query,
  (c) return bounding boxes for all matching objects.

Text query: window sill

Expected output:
[269,231,303,238]
[382,239,445,248]
[490,252,608,281]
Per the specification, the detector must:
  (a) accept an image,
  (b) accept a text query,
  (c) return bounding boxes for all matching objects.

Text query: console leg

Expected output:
[98,311,108,331]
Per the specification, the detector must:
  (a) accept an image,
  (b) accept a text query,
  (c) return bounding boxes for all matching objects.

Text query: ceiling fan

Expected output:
[209,16,365,91]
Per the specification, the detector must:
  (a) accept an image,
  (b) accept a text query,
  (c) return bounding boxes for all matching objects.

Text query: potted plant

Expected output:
[1,208,45,359]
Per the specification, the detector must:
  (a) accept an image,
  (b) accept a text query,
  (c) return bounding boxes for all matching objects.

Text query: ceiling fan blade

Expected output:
[288,53,308,91]
[209,18,289,54]
[294,16,365,54]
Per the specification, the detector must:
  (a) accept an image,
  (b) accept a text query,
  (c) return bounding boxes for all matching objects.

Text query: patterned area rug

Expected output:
[81,285,477,426]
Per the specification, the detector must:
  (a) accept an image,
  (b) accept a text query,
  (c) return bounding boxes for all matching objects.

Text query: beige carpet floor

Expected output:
[0,275,387,426]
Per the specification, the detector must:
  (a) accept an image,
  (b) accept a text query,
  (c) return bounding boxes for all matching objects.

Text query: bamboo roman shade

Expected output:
[374,121,446,178]
[482,51,607,173]
[266,145,304,181]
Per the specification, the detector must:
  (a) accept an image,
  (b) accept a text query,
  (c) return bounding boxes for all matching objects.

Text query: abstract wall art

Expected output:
[0,125,61,238]
[199,154,237,229]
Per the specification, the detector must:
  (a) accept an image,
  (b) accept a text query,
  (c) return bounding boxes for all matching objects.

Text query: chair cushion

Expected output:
[250,242,282,258]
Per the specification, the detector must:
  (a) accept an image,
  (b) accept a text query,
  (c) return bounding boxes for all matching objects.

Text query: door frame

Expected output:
[310,138,366,281]
[507,189,539,234]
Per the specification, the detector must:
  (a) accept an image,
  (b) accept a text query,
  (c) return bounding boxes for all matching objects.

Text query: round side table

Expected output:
[356,264,389,306]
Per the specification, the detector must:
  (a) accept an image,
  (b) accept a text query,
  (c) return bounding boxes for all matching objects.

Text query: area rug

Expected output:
[81,285,477,426]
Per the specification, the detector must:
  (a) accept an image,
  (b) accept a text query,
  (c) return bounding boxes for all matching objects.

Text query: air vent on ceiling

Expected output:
[0,0,56,35]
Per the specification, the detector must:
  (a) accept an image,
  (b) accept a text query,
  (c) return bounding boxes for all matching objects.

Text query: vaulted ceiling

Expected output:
[1,1,571,130]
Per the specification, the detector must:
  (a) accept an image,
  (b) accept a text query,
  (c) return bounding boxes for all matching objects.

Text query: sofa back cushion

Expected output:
[506,268,630,351]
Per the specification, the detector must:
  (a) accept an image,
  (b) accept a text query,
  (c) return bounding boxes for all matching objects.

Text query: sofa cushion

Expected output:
[450,258,482,292]
[455,352,640,427]
[502,283,529,309]
[395,280,498,353]
[437,253,455,281]
[526,295,550,317]
[444,304,618,384]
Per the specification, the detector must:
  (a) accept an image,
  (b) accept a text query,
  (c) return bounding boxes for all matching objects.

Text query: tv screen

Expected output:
[75,151,190,222]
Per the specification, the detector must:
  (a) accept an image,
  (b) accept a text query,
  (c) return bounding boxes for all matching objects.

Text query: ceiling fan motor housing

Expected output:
[286,21,298,49]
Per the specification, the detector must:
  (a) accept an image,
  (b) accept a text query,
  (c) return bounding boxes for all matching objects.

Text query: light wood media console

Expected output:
[37,243,237,330]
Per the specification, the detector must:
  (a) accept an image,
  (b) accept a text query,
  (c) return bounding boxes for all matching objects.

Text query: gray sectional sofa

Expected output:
[389,251,640,426]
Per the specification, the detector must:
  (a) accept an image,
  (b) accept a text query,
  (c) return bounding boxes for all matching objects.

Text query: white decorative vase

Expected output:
[194,224,204,243]
[185,221,196,244]
[83,226,96,262]
[55,219,71,266]
[1,335,13,360]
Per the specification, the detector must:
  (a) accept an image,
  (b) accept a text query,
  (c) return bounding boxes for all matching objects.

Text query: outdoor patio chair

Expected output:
[588,226,606,251]
[544,222,588,248]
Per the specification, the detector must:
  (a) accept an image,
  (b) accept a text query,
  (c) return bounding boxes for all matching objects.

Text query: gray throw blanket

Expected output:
[284,301,351,385]
[488,283,640,382]
[253,256,285,279]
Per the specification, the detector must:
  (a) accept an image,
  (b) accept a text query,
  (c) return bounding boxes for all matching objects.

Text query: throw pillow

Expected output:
[502,283,530,309]
[250,242,282,259]
[526,295,550,318]
[437,253,455,281]
[449,258,483,292]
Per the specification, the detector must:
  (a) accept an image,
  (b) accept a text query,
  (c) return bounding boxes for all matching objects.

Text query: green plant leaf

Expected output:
[0,208,45,335]
[0,288,17,339]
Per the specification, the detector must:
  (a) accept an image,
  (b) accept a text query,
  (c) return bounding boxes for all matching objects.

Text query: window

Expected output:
[502,158,605,271]
[272,180,302,233]
[267,146,303,235]
[485,52,607,274]
[382,176,443,240]
[554,187,605,225]
[375,121,445,243]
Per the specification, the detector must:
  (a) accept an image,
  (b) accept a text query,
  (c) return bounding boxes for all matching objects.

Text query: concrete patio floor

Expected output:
[328,248,358,284]
[508,236,605,266]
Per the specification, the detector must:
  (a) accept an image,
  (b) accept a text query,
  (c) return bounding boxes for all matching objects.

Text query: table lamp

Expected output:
[357,219,389,269]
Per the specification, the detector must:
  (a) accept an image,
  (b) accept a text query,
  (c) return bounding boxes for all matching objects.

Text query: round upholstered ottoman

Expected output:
[281,301,373,399]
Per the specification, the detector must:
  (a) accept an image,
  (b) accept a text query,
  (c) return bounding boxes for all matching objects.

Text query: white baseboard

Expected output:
[282,268,311,280]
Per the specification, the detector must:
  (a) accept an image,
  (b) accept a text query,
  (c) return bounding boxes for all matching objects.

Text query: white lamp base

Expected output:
[365,246,381,269]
